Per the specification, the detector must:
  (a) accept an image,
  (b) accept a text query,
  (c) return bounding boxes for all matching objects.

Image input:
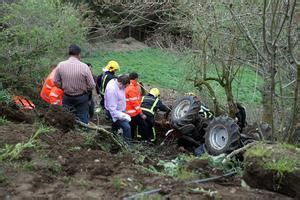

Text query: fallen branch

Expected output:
[186,169,237,184]
[123,169,237,200]
[222,142,257,164]
[76,120,128,151]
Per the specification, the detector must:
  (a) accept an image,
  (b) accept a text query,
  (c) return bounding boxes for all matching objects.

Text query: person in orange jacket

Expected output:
[48,87,64,105]
[40,65,64,106]
[125,72,146,138]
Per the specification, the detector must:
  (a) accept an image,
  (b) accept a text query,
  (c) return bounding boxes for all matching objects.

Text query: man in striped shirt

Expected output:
[53,44,95,124]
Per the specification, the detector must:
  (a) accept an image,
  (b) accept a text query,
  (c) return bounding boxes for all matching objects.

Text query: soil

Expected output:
[243,144,300,198]
[0,122,294,199]
[0,89,295,199]
[89,37,148,53]
[43,105,76,132]
[0,102,35,123]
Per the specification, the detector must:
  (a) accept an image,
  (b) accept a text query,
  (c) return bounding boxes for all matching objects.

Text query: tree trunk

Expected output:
[269,50,276,141]
[224,81,236,118]
[261,79,273,126]
[289,63,300,142]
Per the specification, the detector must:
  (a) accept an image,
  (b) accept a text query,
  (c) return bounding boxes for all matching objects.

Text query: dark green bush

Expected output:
[0,0,88,98]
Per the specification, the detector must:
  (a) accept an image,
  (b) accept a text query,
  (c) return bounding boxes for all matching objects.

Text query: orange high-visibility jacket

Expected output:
[49,87,64,105]
[40,68,64,105]
[125,80,142,117]
[13,96,35,110]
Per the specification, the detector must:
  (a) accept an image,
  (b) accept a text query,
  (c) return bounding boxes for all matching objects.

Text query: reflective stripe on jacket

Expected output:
[97,71,115,95]
[40,67,64,105]
[49,87,64,105]
[140,94,168,116]
[13,96,35,110]
[125,80,142,117]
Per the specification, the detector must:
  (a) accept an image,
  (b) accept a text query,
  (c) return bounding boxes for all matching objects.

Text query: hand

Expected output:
[121,113,131,122]
[140,113,147,120]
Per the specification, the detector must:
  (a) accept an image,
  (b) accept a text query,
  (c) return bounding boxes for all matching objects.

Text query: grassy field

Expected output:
[84,48,262,105]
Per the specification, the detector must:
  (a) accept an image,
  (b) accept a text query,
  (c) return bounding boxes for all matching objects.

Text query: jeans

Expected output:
[112,120,131,142]
[63,93,89,124]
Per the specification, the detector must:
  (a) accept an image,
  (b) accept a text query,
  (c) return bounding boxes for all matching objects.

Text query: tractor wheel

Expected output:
[170,96,201,132]
[205,116,240,156]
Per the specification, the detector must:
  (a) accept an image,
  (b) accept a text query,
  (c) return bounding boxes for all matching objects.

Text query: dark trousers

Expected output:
[89,99,95,119]
[138,113,156,142]
[130,115,143,139]
[63,93,89,124]
[100,94,112,120]
[112,120,131,142]
[100,94,105,108]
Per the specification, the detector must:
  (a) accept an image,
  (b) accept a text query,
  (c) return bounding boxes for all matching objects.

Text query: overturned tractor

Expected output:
[169,95,270,156]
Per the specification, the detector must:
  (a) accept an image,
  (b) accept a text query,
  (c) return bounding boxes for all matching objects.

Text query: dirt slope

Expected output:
[0,121,293,200]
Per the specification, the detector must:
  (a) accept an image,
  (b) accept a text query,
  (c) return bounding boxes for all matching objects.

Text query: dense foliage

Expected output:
[0,0,88,94]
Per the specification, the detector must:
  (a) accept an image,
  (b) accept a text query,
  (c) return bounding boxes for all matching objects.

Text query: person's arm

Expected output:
[105,88,124,121]
[157,99,169,112]
[53,66,62,88]
[85,67,96,91]
[96,75,102,94]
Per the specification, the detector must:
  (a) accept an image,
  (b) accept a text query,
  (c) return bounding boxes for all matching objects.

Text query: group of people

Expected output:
[40,44,170,143]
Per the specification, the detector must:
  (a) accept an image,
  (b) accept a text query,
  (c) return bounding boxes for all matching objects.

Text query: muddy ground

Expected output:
[0,90,295,200]
[0,122,293,200]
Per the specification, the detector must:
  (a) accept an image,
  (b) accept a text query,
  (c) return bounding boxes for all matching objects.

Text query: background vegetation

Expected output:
[0,0,88,98]
[0,0,299,142]
[84,48,262,105]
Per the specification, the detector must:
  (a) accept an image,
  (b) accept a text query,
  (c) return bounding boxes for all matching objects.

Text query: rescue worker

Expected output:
[86,63,96,119]
[97,60,120,110]
[199,104,214,119]
[53,44,95,124]
[105,75,131,142]
[235,102,247,132]
[125,72,147,138]
[138,88,170,142]
[40,65,64,106]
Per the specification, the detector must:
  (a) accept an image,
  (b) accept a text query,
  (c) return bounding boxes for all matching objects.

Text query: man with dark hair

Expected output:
[125,72,146,138]
[105,74,131,142]
[53,44,95,124]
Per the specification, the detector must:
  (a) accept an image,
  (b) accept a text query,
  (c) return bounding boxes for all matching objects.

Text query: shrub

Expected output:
[0,0,88,97]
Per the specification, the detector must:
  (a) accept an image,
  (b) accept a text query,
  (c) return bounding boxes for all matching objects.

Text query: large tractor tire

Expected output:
[170,96,201,134]
[205,116,240,156]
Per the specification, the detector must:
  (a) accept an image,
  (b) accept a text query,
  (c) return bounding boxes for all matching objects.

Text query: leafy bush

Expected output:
[0,89,12,102]
[0,0,88,96]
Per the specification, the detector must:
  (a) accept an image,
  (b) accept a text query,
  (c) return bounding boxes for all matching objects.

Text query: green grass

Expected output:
[206,66,263,104]
[84,48,262,105]
[0,117,9,126]
[84,48,189,91]
[245,143,300,176]
[263,158,297,174]
[244,143,272,158]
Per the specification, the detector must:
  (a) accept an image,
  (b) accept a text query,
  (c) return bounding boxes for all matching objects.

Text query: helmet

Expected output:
[105,60,120,72]
[149,88,160,97]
